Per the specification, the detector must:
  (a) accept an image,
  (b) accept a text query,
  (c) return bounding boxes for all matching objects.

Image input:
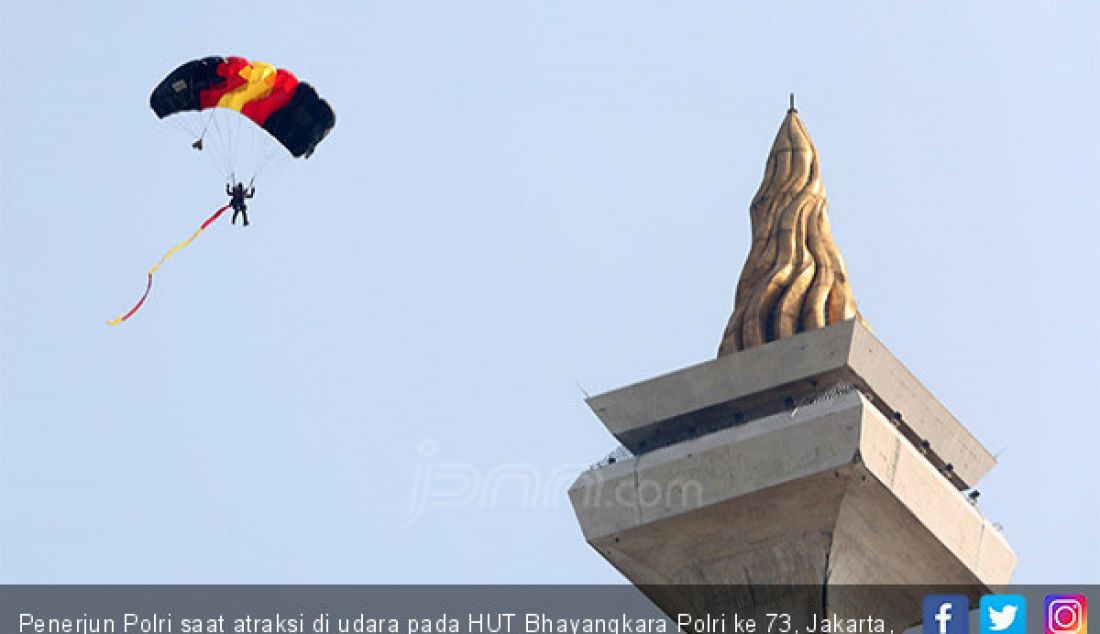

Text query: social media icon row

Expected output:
[922,594,1088,634]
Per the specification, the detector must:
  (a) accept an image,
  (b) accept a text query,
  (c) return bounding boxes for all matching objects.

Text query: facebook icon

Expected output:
[924,595,970,634]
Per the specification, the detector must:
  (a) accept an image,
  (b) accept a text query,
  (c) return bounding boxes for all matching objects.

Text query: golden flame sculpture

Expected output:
[719,103,864,355]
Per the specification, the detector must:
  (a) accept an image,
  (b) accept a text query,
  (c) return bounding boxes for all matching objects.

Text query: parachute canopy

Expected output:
[150,56,335,158]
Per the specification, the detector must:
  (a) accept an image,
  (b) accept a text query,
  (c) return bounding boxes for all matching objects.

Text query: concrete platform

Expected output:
[569,390,1015,629]
[585,320,992,489]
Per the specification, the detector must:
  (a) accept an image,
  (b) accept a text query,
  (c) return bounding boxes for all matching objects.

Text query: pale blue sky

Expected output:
[1,1,1097,583]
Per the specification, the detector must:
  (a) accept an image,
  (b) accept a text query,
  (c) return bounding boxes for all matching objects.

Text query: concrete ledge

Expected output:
[585,320,993,488]
[570,391,1015,587]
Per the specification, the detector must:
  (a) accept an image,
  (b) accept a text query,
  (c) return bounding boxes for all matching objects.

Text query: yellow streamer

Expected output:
[107,204,229,326]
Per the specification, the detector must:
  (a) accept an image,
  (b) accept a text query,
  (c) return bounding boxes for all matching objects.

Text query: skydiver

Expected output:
[226,182,255,226]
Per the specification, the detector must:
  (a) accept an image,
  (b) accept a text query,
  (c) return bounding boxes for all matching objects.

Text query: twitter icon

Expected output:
[981,595,1027,634]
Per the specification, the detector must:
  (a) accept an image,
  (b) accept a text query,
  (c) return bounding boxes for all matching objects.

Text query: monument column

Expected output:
[569,102,1015,631]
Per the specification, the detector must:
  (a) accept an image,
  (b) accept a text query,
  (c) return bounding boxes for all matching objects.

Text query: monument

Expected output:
[569,99,1016,630]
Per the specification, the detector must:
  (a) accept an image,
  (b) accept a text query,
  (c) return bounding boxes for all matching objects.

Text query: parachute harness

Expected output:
[106,203,230,326]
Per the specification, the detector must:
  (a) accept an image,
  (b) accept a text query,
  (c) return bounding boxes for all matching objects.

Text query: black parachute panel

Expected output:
[149,56,226,118]
[262,83,336,158]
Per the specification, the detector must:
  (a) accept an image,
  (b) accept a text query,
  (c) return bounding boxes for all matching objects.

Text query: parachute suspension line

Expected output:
[195,107,217,148]
[219,113,236,180]
[251,143,284,183]
[169,110,295,186]
[247,117,262,176]
[222,110,241,181]
[168,116,194,144]
[209,112,225,178]
[208,111,231,180]
[223,109,236,178]
[106,203,231,326]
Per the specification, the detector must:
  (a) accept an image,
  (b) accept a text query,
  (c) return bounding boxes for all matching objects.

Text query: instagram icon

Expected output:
[1045,595,1088,634]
